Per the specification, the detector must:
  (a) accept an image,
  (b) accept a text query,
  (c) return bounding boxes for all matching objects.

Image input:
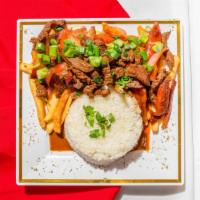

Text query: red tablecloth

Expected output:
[0,0,129,199]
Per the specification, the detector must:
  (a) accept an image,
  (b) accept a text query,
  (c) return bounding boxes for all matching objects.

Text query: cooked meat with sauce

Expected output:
[126,64,150,86]
[27,20,179,134]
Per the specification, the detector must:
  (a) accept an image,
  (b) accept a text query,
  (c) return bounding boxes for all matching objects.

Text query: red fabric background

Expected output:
[0,0,129,199]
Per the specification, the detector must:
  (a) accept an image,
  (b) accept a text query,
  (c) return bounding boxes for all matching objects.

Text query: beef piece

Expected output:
[162,31,170,48]
[72,76,83,89]
[117,58,126,67]
[165,50,174,70]
[68,57,94,73]
[102,65,113,85]
[83,84,96,98]
[71,68,91,84]
[99,45,107,55]
[127,80,143,89]
[128,49,135,62]
[135,54,142,64]
[112,67,124,79]
[151,69,168,91]
[54,82,66,97]
[126,64,150,86]
[91,71,100,78]
[30,20,66,44]
[36,82,47,97]
[94,88,110,97]
[94,39,105,46]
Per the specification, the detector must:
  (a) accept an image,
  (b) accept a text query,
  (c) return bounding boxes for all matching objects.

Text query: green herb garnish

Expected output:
[83,105,95,127]
[108,113,115,123]
[89,129,104,138]
[83,106,116,138]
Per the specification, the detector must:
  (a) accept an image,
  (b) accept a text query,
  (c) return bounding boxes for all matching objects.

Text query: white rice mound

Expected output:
[64,90,143,166]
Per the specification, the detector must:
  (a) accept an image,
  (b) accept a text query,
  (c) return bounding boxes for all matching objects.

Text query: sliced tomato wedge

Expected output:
[45,63,70,86]
[146,22,162,58]
[102,22,127,40]
[95,33,114,44]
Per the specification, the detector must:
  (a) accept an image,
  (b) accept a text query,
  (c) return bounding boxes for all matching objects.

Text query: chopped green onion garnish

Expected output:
[127,36,141,45]
[64,39,74,46]
[140,34,148,43]
[89,56,102,67]
[152,42,163,53]
[140,51,148,61]
[124,42,136,50]
[42,54,50,64]
[116,76,131,87]
[37,53,44,59]
[113,39,124,47]
[85,39,93,46]
[64,47,76,58]
[50,38,57,45]
[144,64,154,72]
[36,67,49,80]
[75,46,85,55]
[106,49,121,60]
[49,45,57,57]
[57,55,61,63]
[93,76,103,85]
[36,42,45,52]
[55,26,63,32]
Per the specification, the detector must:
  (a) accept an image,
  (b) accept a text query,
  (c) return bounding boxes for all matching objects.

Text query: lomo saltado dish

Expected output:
[20,20,179,166]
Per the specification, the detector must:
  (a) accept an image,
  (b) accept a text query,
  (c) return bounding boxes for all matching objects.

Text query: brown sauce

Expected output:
[49,129,148,152]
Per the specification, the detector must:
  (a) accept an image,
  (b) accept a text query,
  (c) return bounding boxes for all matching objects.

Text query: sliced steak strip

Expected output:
[68,57,94,73]
[36,82,47,97]
[94,88,110,97]
[162,31,170,48]
[72,76,83,89]
[30,20,66,44]
[83,84,96,98]
[126,64,150,86]
[151,69,168,91]
[112,67,124,79]
[127,80,143,89]
[71,68,91,84]
[102,65,113,85]
[165,50,174,70]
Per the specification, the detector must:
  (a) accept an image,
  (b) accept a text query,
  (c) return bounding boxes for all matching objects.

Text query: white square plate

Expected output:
[16,18,184,186]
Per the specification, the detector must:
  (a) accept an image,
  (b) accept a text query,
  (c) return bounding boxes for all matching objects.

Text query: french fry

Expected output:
[61,93,73,124]
[168,56,180,80]
[151,121,159,134]
[46,121,54,134]
[45,93,59,122]
[53,90,70,133]
[29,79,46,128]
[20,62,42,74]
[20,63,32,74]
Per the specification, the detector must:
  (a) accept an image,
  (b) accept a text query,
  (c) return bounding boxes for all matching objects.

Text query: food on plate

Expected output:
[20,20,179,165]
[64,90,143,166]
